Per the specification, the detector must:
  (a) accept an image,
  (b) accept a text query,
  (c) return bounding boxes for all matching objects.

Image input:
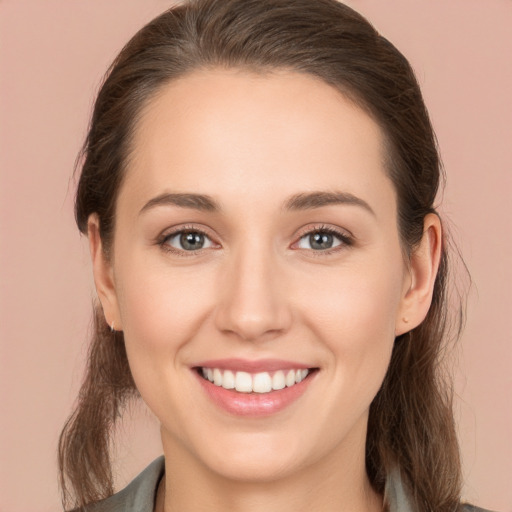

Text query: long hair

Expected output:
[59,0,464,510]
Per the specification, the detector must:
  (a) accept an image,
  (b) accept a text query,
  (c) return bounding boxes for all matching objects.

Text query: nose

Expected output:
[214,245,292,342]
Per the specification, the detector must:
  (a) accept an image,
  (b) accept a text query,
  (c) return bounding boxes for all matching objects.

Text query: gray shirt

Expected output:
[87,456,495,512]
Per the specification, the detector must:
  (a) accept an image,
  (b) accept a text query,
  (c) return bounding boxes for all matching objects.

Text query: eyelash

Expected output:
[157,224,353,257]
[294,225,354,256]
[157,224,216,257]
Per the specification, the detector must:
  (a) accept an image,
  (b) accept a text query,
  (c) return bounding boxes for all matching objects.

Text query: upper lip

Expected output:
[194,358,314,373]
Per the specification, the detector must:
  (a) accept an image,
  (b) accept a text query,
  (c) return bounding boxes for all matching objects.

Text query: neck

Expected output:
[158,429,382,512]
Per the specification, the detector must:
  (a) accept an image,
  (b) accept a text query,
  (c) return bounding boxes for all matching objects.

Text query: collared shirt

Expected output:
[86,456,495,512]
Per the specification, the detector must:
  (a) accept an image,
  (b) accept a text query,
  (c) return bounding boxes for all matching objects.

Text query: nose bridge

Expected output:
[215,238,291,341]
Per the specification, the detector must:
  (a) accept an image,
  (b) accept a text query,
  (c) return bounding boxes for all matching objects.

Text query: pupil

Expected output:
[310,232,333,250]
[180,232,204,250]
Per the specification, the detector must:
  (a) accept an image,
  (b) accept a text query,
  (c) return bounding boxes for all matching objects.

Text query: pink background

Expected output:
[1,1,511,510]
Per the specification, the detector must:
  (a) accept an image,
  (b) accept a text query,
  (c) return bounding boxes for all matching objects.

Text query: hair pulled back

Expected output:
[60,1,463,510]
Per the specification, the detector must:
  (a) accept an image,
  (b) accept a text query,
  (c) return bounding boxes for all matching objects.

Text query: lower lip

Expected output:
[194,370,316,417]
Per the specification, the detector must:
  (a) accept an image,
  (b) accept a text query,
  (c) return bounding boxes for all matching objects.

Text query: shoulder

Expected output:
[84,456,165,512]
[384,468,499,512]
[385,468,499,512]
[460,505,499,512]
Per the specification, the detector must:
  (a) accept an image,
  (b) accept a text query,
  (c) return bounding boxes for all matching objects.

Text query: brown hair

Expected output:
[60,0,464,510]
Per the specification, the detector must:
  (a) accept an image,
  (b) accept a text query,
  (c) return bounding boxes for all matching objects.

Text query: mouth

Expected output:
[192,360,319,416]
[195,367,316,393]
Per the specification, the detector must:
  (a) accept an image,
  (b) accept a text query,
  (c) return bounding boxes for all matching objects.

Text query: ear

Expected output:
[88,214,123,331]
[395,213,442,336]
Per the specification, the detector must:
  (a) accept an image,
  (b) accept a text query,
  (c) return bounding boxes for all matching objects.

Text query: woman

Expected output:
[58,0,494,511]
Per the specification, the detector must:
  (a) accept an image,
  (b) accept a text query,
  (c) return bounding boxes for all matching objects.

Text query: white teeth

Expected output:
[201,367,310,393]
[222,370,235,389]
[272,370,286,390]
[213,368,223,386]
[235,371,253,393]
[253,372,272,393]
[295,369,308,383]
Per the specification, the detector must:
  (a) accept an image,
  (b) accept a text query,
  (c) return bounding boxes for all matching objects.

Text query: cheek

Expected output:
[301,257,403,339]
[112,248,218,393]
[112,255,218,425]
[297,256,404,390]
[117,262,214,350]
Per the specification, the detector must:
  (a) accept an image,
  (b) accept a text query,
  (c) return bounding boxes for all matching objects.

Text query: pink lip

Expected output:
[192,359,317,417]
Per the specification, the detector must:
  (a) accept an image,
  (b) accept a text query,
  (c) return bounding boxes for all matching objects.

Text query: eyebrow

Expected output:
[139,190,375,216]
[283,191,375,216]
[139,193,221,215]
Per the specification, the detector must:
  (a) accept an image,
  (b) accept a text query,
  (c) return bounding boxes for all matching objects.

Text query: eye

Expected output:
[296,227,352,251]
[162,230,215,252]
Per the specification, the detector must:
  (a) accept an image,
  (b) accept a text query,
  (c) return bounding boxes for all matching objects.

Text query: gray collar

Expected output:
[384,466,415,512]
[89,456,415,512]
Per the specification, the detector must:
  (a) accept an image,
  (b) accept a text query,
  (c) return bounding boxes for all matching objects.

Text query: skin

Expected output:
[89,69,441,512]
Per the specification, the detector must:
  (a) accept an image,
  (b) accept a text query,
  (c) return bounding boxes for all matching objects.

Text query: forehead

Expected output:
[120,68,395,218]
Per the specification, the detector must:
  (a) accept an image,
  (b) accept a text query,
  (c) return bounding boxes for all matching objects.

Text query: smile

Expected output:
[193,359,318,417]
[200,367,310,393]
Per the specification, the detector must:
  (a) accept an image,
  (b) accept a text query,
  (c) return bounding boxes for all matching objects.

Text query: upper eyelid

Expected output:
[160,224,216,239]
[160,223,351,236]
[294,223,353,241]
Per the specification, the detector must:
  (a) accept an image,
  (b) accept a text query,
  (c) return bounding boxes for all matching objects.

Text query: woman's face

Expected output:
[96,69,414,482]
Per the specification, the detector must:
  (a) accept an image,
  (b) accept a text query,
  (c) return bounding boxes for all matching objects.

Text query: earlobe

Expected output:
[87,214,123,331]
[395,213,442,336]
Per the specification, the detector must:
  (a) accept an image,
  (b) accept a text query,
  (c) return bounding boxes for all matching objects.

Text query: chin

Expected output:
[203,448,303,483]
[168,424,310,483]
